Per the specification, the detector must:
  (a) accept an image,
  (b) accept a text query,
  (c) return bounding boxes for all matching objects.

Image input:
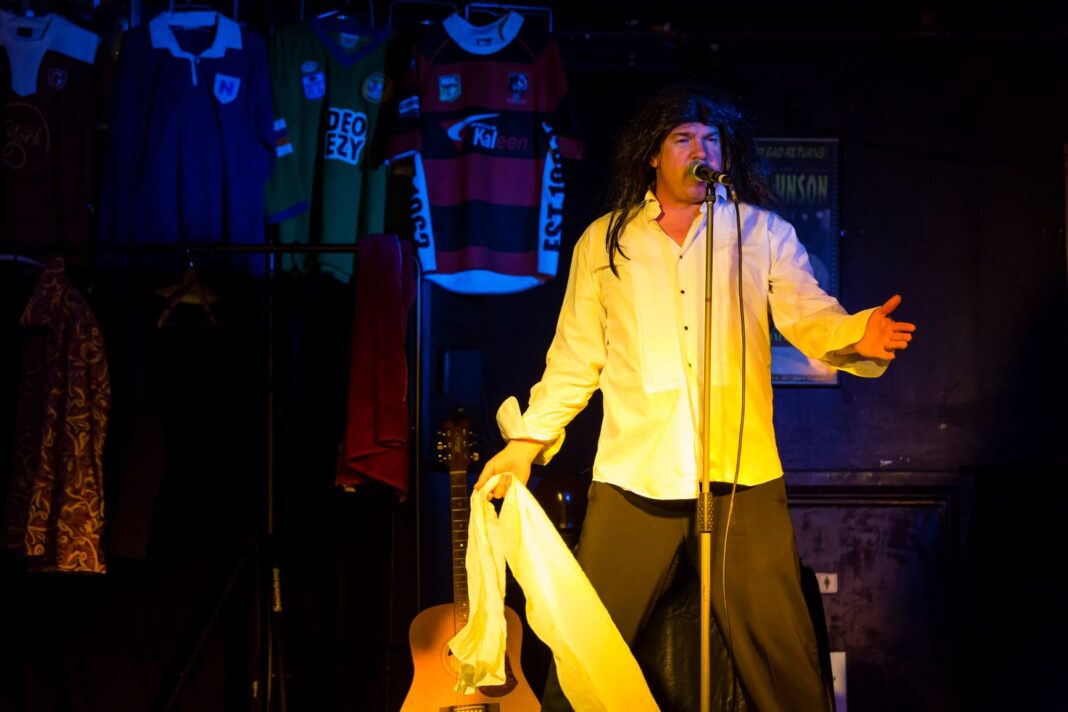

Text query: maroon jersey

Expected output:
[388,12,581,294]
[1,11,107,248]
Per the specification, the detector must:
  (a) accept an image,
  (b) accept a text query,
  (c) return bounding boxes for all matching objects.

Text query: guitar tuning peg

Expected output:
[471,452,481,463]
[436,442,445,451]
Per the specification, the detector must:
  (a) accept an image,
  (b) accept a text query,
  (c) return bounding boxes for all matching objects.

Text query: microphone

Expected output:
[687,161,732,186]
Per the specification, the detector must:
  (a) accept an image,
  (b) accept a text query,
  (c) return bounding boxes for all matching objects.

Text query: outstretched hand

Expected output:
[854,294,916,360]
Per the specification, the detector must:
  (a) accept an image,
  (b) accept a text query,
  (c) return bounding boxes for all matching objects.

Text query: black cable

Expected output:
[718,188,746,710]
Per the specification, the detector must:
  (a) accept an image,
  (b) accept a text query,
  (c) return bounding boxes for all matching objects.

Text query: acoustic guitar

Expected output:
[400,412,539,712]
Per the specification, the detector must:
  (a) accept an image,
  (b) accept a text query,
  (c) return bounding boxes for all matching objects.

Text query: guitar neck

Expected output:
[450,466,470,632]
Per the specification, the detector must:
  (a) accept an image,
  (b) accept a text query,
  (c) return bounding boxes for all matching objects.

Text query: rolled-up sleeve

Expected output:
[497,227,608,464]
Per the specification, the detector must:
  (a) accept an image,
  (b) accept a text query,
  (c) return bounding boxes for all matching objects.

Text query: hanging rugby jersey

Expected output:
[97,12,273,264]
[389,12,582,295]
[266,16,391,282]
[0,10,106,248]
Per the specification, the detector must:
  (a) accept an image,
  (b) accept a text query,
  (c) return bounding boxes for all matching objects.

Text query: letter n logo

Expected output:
[214,74,241,104]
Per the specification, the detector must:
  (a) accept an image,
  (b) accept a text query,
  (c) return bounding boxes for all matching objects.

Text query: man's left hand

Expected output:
[854,294,916,360]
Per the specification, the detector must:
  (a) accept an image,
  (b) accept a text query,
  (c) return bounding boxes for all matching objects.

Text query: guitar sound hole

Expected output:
[478,654,519,697]
[442,647,517,699]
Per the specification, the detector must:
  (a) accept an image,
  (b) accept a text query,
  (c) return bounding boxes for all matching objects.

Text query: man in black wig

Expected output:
[476,85,915,711]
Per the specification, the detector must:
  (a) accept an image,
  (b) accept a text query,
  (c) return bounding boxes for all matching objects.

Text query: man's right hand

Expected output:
[474,439,544,500]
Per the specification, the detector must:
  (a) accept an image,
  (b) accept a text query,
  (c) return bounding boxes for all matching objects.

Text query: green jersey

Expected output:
[266,16,391,281]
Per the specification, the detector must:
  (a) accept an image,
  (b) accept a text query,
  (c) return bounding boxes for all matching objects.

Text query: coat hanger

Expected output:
[306,0,374,30]
[155,251,219,328]
[168,0,215,12]
[167,0,239,22]
[1,0,49,19]
[386,0,457,29]
[0,254,46,269]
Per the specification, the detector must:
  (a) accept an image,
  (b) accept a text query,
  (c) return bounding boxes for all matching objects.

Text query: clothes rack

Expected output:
[11,241,423,710]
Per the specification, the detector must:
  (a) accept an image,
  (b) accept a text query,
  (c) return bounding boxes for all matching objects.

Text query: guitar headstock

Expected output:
[437,409,480,475]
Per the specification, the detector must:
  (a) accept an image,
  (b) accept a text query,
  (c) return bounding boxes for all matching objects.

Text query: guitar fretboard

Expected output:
[451,467,470,632]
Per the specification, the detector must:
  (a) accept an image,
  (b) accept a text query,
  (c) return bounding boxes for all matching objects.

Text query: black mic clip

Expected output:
[687,161,732,187]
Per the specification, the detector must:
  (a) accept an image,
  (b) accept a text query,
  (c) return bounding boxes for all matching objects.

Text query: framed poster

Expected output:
[755,138,841,385]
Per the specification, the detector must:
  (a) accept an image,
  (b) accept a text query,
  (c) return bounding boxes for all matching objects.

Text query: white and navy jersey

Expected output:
[98,12,274,266]
[0,10,106,248]
[266,16,392,282]
[388,11,581,294]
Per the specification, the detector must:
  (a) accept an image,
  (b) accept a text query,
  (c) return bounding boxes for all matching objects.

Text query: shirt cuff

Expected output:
[496,396,565,466]
[821,307,891,378]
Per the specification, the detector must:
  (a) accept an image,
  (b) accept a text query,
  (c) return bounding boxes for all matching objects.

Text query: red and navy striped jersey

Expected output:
[388,11,581,294]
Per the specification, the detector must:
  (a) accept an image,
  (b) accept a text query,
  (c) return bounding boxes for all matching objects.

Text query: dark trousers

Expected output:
[540,478,829,712]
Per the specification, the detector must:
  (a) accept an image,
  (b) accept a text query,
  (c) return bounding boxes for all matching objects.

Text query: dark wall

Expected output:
[430,12,1068,476]
[3,3,1065,711]
[423,9,1068,709]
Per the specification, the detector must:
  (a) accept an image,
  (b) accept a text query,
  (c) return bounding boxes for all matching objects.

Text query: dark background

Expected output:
[2,0,1067,710]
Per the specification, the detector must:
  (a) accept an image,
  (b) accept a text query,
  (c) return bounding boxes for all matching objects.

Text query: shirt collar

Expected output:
[641,184,728,222]
[443,10,524,55]
[149,11,242,59]
[0,9,55,45]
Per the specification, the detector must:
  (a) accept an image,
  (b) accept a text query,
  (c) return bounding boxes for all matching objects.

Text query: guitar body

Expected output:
[401,603,539,712]
[403,414,539,711]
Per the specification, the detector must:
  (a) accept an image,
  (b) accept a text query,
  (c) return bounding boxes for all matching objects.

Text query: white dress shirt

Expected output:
[498,188,887,500]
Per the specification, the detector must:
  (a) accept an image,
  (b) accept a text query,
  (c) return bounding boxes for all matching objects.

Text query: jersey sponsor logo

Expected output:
[324,107,368,165]
[438,74,461,103]
[302,71,326,100]
[2,102,50,171]
[443,112,496,151]
[213,73,241,104]
[409,153,434,255]
[506,72,528,104]
[444,113,498,142]
[540,123,566,262]
[398,95,420,118]
[48,68,68,91]
[442,112,529,153]
[362,72,390,103]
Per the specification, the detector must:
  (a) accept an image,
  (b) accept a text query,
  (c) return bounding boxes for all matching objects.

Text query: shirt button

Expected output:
[684,326,689,330]
[680,289,685,294]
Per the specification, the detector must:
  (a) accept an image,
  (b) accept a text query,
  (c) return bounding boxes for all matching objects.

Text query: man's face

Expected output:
[651,122,723,208]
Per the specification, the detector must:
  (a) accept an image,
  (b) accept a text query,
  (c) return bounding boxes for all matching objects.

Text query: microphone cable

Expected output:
[717,187,746,711]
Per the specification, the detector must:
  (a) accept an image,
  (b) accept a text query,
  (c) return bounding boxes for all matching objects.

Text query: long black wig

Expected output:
[603,85,777,275]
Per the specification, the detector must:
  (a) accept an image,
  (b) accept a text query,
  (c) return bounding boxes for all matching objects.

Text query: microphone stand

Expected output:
[697,181,716,712]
